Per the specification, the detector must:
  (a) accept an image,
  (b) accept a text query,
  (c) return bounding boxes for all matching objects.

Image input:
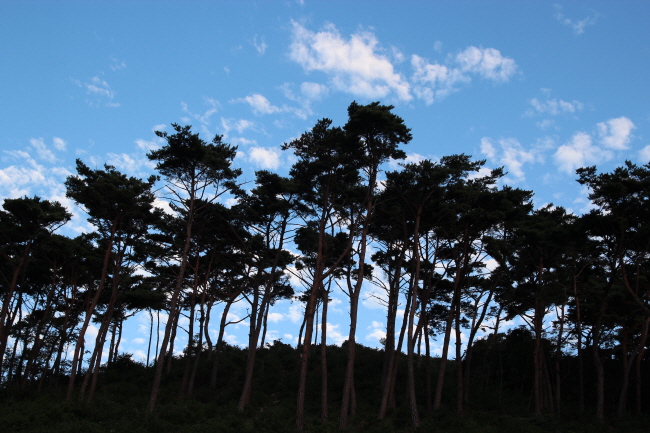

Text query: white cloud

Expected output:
[84,76,114,98]
[597,116,635,150]
[480,137,537,182]
[411,46,516,104]
[480,138,496,159]
[224,331,239,345]
[527,97,584,116]
[29,138,57,163]
[366,328,386,343]
[554,5,599,35]
[388,152,426,169]
[53,137,67,151]
[234,94,282,115]
[220,118,256,136]
[132,337,145,345]
[253,35,267,55]
[106,152,156,176]
[288,305,304,324]
[300,81,328,100]
[135,139,159,152]
[639,145,650,162]
[554,131,612,174]
[0,148,73,201]
[181,98,220,124]
[362,284,388,310]
[325,322,347,345]
[248,146,281,170]
[537,119,555,130]
[231,137,257,147]
[267,312,284,323]
[109,57,127,71]
[289,21,412,102]
[455,46,517,82]
[75,76,119,107]
[366,320,386,343]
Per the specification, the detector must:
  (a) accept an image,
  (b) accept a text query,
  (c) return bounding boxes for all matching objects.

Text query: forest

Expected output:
[1,101,650,432]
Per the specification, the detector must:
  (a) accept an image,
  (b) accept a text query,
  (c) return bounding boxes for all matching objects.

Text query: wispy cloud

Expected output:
[74,76,119,107]
[253,35,267,55]
[233,93,282,115]
[220,117,256,136]
[411,46,517,104]
[29,138,58,163]
[554,5,599,35]
[181,98,220,125]
[526,97,584,117]
[53,137,67,151]
[109,57,127,71]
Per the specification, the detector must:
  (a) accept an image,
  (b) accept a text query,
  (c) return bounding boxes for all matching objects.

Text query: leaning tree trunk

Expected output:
[66,220,117,400]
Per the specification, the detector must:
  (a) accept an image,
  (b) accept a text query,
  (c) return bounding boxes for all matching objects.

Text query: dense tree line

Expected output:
[1,102,649,429]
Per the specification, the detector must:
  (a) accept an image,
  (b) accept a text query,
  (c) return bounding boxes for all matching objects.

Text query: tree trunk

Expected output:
[320,284,329,421]
[148,190,195,413]
[210,297,235,388]
[455,295,464,415]
[617,316,650,416]
[434,287,458,410]
[66,220,117,400]
[0,244,31,376]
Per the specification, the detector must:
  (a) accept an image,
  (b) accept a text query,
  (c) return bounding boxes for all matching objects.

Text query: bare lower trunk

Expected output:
[320,287,329,421]
[434,293,457,409]
[339,291,360,429]
[617,316,650,416]
[455,299,463,415]
[210,299,234,388]
[67,223,116,400]
[296,278,321,431]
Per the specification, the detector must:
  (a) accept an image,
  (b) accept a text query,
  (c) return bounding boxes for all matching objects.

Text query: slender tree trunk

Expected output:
[455,295,463,415]
[617,316,650,416]
[180,267,199,398]
[434,288,458,409]
[533,302,544,415]
[635,342,644,414]
[340,209,375,428]
[320,284,329,421]
[296,271,323,431]
[204,299,214,359]
[188,296,205,396]
[389,283,412,409]
[148,190,196,413]
[554,304,565,414]
[425,321,432,412]
[210,297,235,388]
[66,221,117,400]
[165,302,180,375]
[0,244,31,376]
[406,215,423,427]
[573,276,585,414]
[22,276,59,387]
[379,246,404,419]
[147,309,154,366]
[86,249,125,403]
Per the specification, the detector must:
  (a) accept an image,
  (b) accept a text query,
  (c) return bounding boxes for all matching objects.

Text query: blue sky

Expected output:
[2,1,650,361]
